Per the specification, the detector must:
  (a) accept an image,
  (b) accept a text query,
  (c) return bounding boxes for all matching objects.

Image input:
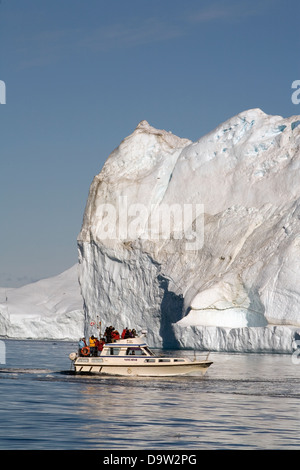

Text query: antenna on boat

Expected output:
[97,315,102,337]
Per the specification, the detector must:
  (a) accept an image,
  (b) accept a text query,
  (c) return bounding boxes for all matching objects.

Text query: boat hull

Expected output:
[73,358,213,377]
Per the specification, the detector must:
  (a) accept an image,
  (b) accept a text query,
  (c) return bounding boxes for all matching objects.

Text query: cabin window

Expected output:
[174,359,185,362]
[158,359,170,363]
[144,358,156,363]
[110,347,121,355]
[126,347,145,356]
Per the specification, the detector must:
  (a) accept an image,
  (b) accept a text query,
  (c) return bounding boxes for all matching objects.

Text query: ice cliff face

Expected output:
[78,110,300,352]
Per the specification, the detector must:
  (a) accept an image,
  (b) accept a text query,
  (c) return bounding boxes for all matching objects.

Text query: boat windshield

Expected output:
[144,346,155,356]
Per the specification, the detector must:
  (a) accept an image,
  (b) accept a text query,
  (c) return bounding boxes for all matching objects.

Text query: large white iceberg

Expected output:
[1,109,300,353]
[78,109,300,352]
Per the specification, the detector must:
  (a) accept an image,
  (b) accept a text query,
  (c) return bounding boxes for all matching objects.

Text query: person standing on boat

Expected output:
[97,338,105,353]
[104,326,113,343]
[111,329,120,341]
[89,335,97,356]
[121,328,128,339]
[78,338,86,356]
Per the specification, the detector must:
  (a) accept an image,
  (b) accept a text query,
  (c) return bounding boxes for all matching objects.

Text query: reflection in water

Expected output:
[71,361,300,449]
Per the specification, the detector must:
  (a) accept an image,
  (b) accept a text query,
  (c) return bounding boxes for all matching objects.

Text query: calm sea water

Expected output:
[0,339,299,450]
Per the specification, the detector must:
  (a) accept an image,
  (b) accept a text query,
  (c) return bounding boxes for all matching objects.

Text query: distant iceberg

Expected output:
[0,265,84,340]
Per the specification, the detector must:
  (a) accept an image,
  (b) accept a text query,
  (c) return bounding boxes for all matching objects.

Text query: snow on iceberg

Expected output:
[0,265,84,340]
[78,108,300,352]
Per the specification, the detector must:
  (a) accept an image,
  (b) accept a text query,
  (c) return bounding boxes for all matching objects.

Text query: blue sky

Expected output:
[0,0,300,287]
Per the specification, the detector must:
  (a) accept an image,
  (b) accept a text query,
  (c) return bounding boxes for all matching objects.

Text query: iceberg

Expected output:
[1,109,300,353]
[78,109,300,352]
[0,265,84,340]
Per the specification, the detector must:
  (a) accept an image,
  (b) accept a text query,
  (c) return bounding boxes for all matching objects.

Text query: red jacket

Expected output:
[111,330,120,340]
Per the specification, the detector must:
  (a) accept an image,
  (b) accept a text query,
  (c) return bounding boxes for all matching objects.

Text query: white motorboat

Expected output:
[69,335,213,377]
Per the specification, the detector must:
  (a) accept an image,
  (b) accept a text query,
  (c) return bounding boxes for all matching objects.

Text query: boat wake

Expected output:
[0,366,299,400]
[0,367,53,375]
